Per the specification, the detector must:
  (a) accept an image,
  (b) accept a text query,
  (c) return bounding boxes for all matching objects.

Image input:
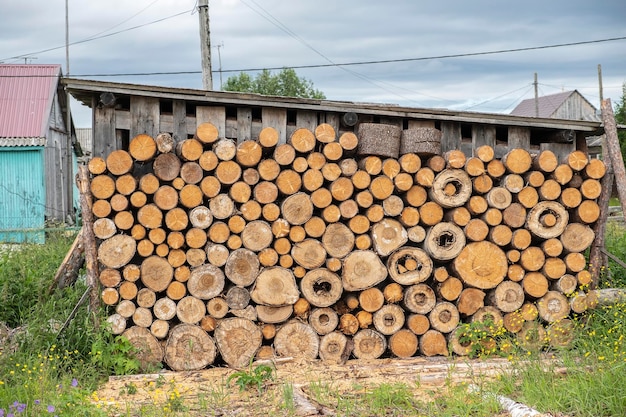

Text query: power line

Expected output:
[0,7,193,62]
[64,34,626,77]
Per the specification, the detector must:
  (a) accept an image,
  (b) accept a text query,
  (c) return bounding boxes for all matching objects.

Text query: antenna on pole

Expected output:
[216,42,224,90]
[534,72,539,117]
[198,0,213,90]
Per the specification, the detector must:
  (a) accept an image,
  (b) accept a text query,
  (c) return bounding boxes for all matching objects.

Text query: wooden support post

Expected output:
[601,99,626,215]
[76,162,101,327]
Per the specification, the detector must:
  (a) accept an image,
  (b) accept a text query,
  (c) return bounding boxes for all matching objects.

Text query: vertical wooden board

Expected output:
[130,96,160,139]
[507,127,530,150]
[197,106,226,139]
[540,142,575,163]
[296,110,318,132]
[379,117,403,128]
[262,108,287,144]
[94,106,117,158]
[237,107,252,144]
[461,142,473,157]
[322,113,341,137]
[576,131,588,154]
[441,122,462,153]
[172,100,188,143]
[408,120,435,129]
[472,125,496,151]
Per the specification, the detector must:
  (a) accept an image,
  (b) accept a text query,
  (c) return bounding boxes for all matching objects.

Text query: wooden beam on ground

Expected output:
[48,227,85,294]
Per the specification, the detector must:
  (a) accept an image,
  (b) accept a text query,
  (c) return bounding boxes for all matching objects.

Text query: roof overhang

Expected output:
[63,77,604,134]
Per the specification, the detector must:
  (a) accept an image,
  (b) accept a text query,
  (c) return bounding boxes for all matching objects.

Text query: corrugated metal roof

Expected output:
[0,64,61,140]
[510,91,574,118]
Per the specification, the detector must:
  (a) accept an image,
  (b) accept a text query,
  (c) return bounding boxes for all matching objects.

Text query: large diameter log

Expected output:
[187,264,225,299]
[429,169,472,208]
[274,321,319,359]
[241,220,273,252]
[153,153,181,181]
[386,247,433,285]
[281,192,314,225]
[371,218,408,256]
[428,302,460,333]
[250,267,299,306]
[560,223,595,253]
[419,329,448,357]
[342,250,388,291]
[502,148,532,174]
[123,327,164,371]
[164,324,216,371]
[309,307,339,335]
[319,332,352,363]
[300,269,343,307]
[487,281,524,313]
[215,317,262,369]
[291,239,327,269]
[98,235,136,269]
[403,284,436,314]
[373,304,405,335]
[352,329,387,359]
[400,127,442,156]
[453,241,508,289]
[140,255,173,292]
[423,222,465,261]
[322,223,355,259]
[225,248,260,287]
[176,295,206,324]
[389,329,419,358]
[357,123,401,158]
[537,291,570,322]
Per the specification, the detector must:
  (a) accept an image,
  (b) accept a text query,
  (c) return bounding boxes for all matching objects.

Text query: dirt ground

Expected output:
[92,356,543,416]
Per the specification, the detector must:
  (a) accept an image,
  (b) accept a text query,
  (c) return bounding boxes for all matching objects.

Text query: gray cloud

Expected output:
[2,0,624,127]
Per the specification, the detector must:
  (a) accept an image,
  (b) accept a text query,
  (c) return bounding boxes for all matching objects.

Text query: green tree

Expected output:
[223,68,325,99]
[614,82,626,160]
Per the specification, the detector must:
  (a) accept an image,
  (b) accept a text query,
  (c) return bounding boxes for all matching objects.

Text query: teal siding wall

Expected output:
[0,147,45,243]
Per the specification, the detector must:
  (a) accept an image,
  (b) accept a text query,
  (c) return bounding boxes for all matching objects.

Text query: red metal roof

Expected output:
[0,64,62,139]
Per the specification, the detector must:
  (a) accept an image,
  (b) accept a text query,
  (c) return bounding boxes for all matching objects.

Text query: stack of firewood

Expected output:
[89,121,604,370]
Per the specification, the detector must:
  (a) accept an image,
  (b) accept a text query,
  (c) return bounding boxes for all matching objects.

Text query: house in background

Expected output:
[0,64,76,243]
[511,90,602,157]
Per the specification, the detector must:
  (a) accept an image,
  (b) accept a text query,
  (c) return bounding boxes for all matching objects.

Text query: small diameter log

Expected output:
[437,277,463,301]
[352,329,387,359]
[400,127,442,156]
[250,267,299,306]
[522,272,549,298]
[453,241,507,290]
[502,203,527,229]
[342,250,388,291]
[406,314,430,335]
[486,187,512,210]
[309,307,339,335]
[164,324,216,371]
[274,321,319,359]
[387,247,433,285]
[106,149,133,176]
[389,329,419,358]
[357,123,402,158]
[370,219,408,256]
[301,269,343,308]
[358,287,385,313]
[533,149,559,173]
[429,169,472,208]
[241,220,273,252]
[322,223,355,259]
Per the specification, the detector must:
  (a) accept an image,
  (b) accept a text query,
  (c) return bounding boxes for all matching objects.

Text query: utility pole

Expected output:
[534,72,539,117]
[198,0,213,90]
[216,42,224,90]
[598,64,604,102]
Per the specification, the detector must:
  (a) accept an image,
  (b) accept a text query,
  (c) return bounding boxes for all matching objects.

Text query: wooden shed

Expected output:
[0,65,76,243]
[64,78,602,162]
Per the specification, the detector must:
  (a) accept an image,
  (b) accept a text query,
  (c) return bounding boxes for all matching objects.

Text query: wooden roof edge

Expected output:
[62,78,603,133]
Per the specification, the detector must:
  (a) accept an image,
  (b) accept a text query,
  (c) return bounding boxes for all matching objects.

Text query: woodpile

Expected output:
[90,122,604,370]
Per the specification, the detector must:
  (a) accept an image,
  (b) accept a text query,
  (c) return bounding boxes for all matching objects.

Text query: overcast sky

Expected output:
[1,0,625,127]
